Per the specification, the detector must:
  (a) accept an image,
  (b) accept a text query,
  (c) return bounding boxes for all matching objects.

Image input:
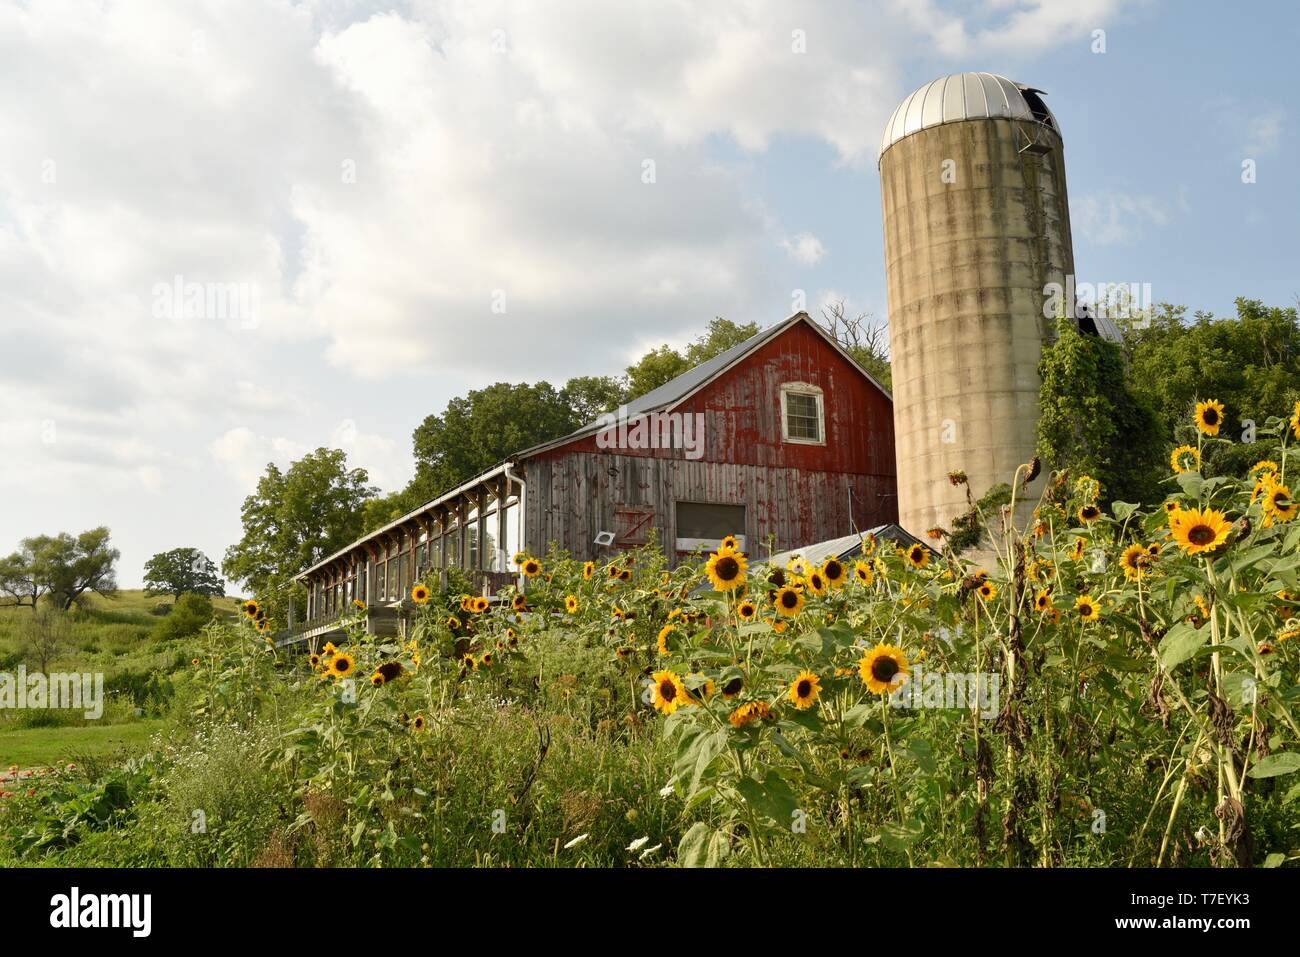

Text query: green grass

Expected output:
[0,719,165,767]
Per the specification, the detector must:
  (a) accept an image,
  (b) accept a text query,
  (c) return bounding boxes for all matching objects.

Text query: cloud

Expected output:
[780,233,826,265]
[1071,191,1170,246]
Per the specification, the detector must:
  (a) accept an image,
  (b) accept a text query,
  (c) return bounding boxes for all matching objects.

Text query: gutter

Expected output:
[503,461,526,589]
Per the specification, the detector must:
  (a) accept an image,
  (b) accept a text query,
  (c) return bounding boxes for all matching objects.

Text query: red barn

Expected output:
[285,311,897,644]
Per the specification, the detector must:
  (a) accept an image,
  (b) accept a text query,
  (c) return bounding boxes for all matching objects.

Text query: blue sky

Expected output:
[0,0,1296,591]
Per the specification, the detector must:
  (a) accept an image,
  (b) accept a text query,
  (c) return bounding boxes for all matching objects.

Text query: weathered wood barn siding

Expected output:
[523,321,897,560]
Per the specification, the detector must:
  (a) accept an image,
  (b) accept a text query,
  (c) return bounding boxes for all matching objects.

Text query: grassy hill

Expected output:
[0,590,243,767]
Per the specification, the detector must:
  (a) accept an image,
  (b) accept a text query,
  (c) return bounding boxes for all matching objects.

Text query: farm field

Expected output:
[2,419,1299,868]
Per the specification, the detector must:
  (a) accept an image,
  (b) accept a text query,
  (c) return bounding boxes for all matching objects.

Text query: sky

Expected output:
[1,0,1297,592]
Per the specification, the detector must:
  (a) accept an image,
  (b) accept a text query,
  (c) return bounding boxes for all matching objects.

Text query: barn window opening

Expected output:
[675,501,746,553]
[781,384,825,444]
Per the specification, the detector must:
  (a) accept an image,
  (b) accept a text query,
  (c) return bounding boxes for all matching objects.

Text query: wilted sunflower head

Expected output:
[1078,504,1102,524]
[1195,398,1224,436]
[1170,445,1200,475]
[512,594,527,612]
[412,714,427,732]
[445,614,460,630]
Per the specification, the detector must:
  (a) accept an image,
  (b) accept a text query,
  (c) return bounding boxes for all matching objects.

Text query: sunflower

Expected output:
[375,661,404,683]
[1074,595,1100,622]
[1069,537,1085,561]
[736,600,757,621]
[1034,589,1052,613]
[511,594,527,612]
[512,550,528,566]
[459,595,473,612]
[719,534,740,552]
[1195,399,1224,436]
[788,671,821,710]
[1169,505,1232,556]
[650,670,687,715]
[770,618,788,634]
[611,605,626,621]
[858,644,909,695]
[410,583,430,605]
[685,673,716,703]
[521,558,542,577]
[1262,481,1299,527]
[657,623,676,656]
[728,700,772,728]
[1120,542,1149,581]
[905,544,929,569]
[772,585,805,617]
[327,652,356,679]
[1044,607,1061,625]
[1291,400,1300,440]
[321,642,337,657]
[1250,460,1280,479]
[1078,504,1101,524]
[191,657,200,666]
[242,599,259,619]
[471,596,489,613]
[411,714,427,732]
[1147,541,1162,557]
[977,581,997,601]
[1170,445,1201,474]
[805,570,827,596]
[462,654,477,671]
[352,598,366,610]
[371,672,385,686]
[445,614,460,631]
[617,568,632,582]
[853,560,873,585]
[480,652,493,668]
[705,549,748,592]
[787,556,809,575]
[257,619,271,634]
[821,558,848,588]
[565,594,579,614]
[582,561,595,580]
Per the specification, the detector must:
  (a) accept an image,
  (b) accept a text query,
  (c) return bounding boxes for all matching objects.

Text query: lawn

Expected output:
[0,719,165,768]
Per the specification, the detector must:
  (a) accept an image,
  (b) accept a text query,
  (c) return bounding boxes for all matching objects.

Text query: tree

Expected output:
[0,536,54,609]
[222,448,377,620]
[624,317,759,398]
[560,375,627,423]
[407,382,577,503]
[21,606,71,673]
[819,300,892,391]
[1036,315,1164,506]
[151,592,216,642]
[143,548,225,601]
[34,528,119,610]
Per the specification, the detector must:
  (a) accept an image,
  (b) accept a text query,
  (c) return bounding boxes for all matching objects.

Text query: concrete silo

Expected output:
[878,72,1075,539]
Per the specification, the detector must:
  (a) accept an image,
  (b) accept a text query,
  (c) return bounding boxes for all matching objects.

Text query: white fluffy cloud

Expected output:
[0,0,1127,585]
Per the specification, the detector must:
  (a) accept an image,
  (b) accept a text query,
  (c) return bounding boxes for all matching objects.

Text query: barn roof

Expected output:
[758,525,930,570]
[513,310,892,459]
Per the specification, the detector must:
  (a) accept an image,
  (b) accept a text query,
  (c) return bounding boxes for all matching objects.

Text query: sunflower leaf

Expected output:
[1247,752,1300,779]
[1158,622,1209,670]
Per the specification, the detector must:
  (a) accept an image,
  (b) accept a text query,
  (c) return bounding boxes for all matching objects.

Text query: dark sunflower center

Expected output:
[781,590,798,608]
[1203,408,1219,425]
[722,677,743,695]
[336,659,350,672]
[659,680,676,701]
[1079,603,1093,615]
[871,656,899,683]
[716,556,740,579]
[1188,524,1216,545]
[910,548,922,562]
[797,679,812,697]
[825,561,842,579]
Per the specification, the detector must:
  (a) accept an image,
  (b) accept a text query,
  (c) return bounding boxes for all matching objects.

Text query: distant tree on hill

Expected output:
[151,592,216,641]
[223,448,376,621]
[0,536,53,609]
[143,548,225,602]
[819,300,892,391]
[0,528,120,611]
[21,606,71,672]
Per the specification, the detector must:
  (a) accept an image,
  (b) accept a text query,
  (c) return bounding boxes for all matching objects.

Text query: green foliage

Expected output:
[948,482,1012,554]
[150,592,215,643]
[0,527,119,611]
[1037,315,1164,504]
[143,548,224,600]
[624,317,758,397]
[1122,298,1300,477]
[221,449,376,622]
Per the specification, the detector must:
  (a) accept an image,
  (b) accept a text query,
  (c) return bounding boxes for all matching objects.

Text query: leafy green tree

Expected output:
[560,375,627,423]
[34,527,120,610]
[0,536,54,609]
[1122,298,1300,477]
[143,547,224,601]
[624,317,759,397]
[222,448,376,619]
[151,591,216,641]
[407,382,577,502]
[1036,315,1164,505]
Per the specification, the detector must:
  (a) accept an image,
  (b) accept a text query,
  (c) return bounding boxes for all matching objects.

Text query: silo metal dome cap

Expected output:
[878,72,1059,162]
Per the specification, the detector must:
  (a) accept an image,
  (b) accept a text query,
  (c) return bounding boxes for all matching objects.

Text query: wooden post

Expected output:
[476,489,488,576]
[496,477,509,573]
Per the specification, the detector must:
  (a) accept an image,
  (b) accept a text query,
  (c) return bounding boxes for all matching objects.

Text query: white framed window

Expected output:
[780,383,825,445]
